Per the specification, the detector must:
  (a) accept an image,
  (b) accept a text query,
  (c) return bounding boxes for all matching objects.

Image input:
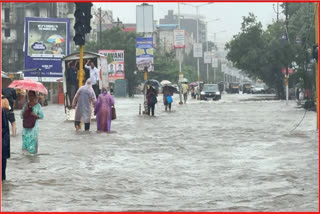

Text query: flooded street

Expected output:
[2,93,318,211]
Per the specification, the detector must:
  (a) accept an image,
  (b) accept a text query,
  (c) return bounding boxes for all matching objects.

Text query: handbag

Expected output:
[23,105,37,128]
[112,105,116,120]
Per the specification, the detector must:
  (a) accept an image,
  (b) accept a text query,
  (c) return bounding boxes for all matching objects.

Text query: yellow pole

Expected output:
[78,45,84,88]
[316,3,319,129]
[144,71,148,81]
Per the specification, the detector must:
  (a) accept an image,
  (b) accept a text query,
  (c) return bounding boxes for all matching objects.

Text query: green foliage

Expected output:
[225,3,315,99]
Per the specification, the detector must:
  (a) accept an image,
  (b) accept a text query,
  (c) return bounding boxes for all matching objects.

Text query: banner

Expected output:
[136,37,154,72]
[212,58,218,68]
[174,30,185,48]
[193,43,202,58]
[204,51,211,64]
[98,50,125,83]
[24,17,70,82]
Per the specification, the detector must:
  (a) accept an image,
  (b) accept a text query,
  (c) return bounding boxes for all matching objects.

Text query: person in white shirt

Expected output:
[85,59,100,97]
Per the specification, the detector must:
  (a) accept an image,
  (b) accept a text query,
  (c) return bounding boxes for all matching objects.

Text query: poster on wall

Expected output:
[136,37,154,72]
[24,17,70,82]
[98,50,125,83]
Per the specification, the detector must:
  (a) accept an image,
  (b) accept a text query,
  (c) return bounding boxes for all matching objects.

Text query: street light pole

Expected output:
[178,3,183,105]
[196,6,200,100]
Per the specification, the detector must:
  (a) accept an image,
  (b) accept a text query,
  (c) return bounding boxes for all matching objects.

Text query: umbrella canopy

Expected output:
[8,79,48,95]
[144,79,161,88]
[163,85,175,93]
[47,35,65,44]
[160,80,172,86]
[179,78,188,83]
[189,82,198,86]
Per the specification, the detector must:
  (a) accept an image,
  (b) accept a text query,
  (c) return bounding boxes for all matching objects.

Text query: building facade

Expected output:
[1,3,75,73]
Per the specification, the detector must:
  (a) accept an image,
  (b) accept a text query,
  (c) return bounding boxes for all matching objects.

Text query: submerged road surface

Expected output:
[2,94,318,211]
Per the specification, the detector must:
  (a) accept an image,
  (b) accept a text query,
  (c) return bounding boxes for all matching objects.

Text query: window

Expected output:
[4,8,10,23]
[34,7,40,17]
[5,29,10,38]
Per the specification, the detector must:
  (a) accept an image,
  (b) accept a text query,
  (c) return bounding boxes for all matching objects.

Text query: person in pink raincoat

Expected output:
[94,88,115,132]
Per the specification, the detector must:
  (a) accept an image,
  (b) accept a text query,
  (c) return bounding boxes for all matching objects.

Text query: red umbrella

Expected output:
[8,79,48,95]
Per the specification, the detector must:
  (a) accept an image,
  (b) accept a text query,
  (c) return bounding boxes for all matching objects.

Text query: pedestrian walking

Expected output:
[182,83,188,104]
[94,88,115,132]
[72,78,97,131]
[2,88,17,136]
[2,108,10,181]
[20,90,44,155]
[146,86,157,116]
[85,59,100,98]
[163,86,173,112]
[190,86,195,99]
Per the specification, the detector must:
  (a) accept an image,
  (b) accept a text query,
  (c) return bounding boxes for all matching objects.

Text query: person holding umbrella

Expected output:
[146,86,157,116]
[20,91,44,155]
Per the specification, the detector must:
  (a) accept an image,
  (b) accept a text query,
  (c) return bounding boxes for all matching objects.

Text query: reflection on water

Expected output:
[1,94,318,211]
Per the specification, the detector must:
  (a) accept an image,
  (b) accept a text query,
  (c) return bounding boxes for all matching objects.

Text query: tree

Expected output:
[83,27,142,97]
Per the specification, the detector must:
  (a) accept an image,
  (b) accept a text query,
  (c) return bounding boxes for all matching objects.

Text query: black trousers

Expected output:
[2,158,7,181]
[148,104,155,116]
[92,84,100,98]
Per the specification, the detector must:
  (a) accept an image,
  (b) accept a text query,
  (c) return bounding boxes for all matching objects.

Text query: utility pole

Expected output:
[99,7,102,44]
[178,3,183,105]
[314,2,319,128]
[285,2,289,105]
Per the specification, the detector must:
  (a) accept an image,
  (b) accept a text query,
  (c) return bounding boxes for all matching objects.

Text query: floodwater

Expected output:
[1,93,318,211]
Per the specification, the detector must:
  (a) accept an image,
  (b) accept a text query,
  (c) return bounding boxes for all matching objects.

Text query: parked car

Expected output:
[200,84,221,100]
[252,83,266,94]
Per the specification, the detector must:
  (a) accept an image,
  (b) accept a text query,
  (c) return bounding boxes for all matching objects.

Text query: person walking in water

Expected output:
[163,86,173,112]
[182,83,188,104]
[94,88,115,132]
[146,86,157,116]
[20,90,44,154]
[72,79,97,131]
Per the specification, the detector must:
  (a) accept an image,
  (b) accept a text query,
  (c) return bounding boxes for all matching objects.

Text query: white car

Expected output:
[252,84,266,94]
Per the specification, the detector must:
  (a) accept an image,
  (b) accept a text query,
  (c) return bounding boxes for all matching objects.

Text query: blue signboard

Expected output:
[24,17,70,82]
[136,37,154,72]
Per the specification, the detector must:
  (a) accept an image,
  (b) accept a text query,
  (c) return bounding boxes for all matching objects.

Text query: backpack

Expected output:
[150,94,157,104]
[23,105,37,128]
[167,95,173,104]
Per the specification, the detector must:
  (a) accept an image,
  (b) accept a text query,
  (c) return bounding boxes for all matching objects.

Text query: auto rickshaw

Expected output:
[229,82,240,94]
[242,83,252,94]
[62,51,108,120]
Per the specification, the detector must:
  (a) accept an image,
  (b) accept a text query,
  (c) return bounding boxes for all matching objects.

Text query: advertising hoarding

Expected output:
[24,17,70,82]
[212,58,219,68]
[173,30,185,48]
[204,51,211,64]
[193,43,202,58]
[98,50,125,83]
[136,37,154,72]
[136,4,154,33]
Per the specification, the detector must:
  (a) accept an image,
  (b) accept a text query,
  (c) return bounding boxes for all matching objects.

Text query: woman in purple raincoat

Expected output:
[94,88,115,132]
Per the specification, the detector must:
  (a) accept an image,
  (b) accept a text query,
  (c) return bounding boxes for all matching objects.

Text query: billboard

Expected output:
[193,43,202,58]
[136,37,154,72]
[136,4,154,33]
[174,30,185,48]
[204,51,211,64]
[98,50,125,83]
[212,58,219,68]
[24,17,70,82]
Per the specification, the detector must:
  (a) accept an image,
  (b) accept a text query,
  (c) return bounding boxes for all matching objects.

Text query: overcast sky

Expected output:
[94,2,284,45]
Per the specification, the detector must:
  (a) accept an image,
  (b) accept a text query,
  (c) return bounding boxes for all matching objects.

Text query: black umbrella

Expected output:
[163,85,175,94]
[144,79,161,88]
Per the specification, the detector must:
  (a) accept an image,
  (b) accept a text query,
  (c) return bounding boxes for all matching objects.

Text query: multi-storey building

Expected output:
[1,3,75,73]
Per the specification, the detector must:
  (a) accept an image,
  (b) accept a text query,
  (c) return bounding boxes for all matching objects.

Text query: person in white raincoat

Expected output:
[72,79,97,131]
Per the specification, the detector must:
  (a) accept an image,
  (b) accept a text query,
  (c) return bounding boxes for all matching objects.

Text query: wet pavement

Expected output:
[1,93,318,211]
